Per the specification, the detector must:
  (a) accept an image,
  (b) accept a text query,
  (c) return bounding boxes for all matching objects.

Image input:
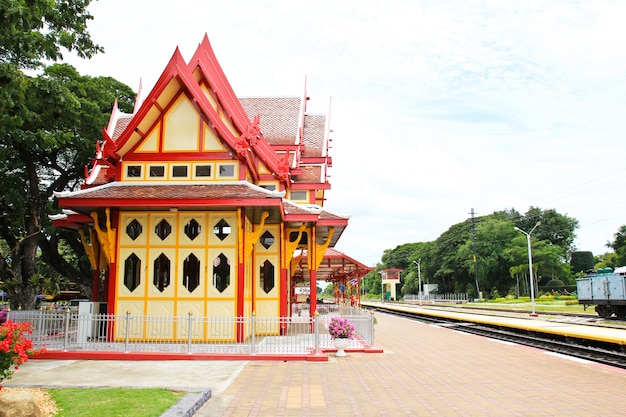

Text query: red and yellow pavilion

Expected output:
[52,35,369,339]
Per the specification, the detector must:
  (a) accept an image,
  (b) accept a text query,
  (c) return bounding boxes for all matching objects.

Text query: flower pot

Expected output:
[333,338,349,357]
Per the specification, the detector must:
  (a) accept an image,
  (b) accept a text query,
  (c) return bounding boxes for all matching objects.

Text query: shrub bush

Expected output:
[0,320,44,388]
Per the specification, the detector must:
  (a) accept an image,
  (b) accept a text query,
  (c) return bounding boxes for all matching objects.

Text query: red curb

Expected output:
[36,350,330,362]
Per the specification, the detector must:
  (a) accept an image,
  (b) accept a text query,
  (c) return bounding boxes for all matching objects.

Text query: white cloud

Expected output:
[61,0,626,265]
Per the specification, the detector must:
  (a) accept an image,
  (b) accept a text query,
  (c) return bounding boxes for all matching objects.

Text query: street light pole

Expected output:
[514,221,541,317]
[412,260,422,306]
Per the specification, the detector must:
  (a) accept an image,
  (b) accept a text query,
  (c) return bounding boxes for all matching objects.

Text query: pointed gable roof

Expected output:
[103,36,289,184]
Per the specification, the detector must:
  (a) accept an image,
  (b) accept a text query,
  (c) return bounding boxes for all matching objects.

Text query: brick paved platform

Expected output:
[198,310,626,416]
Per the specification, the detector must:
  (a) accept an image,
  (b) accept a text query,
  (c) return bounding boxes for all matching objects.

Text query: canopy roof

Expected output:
[292,248,373,284]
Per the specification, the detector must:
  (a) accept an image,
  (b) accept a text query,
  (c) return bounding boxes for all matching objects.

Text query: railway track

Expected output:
[367,304,626,370]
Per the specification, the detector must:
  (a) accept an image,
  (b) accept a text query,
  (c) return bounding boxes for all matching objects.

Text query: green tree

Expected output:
[0,64,135,308]
[0,1,103,308]
[458,217,517,298]
[1,0,102,70]
[607,225,626,267]
[432,219,473,294]
[401,242,432,296]
[595,252,618,271]
[570,251,594,275]
[509,207,579,254]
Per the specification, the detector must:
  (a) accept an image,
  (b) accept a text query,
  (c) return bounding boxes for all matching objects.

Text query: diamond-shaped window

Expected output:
[260,260,275,294]
[213,219,231,241]
[260,231,275,249]
[184,219,201,241]
[212,253,230,293]
[155,219,172,240]
[153,253,171,293]
[183,253,200,293]
[126,219,143,241]
[124,253,141,292]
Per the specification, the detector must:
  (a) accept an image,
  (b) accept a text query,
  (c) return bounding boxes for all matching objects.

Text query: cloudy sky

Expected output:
[63,0,626,267]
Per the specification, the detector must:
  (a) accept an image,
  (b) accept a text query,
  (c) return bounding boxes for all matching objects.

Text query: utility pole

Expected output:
[470,208,480,299]
[413,260,422,306]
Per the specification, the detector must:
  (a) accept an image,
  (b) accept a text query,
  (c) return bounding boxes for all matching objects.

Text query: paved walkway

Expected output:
[7,310,626,416]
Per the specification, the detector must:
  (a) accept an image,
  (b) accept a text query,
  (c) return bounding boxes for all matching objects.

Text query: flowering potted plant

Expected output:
[328,317,354,339]
[327,317,354,357]
[0,320,44,389]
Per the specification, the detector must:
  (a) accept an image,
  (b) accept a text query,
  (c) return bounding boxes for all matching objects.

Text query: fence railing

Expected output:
[7,303,375,355]
[403,293,469,303]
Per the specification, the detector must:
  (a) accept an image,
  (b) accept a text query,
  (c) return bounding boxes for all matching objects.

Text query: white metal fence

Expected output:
[403,293,468,303]
[7,304,375,355]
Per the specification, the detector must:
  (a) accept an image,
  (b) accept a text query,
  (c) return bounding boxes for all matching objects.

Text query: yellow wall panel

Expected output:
[177,248,206,298]
[177,300,205,318]
[207,300,235,317]
[256,300,279,316]
[220,112,238,137]
[255,255,279,299]
[136,126,160,153]
[203,124,225,151]
[157,78,182,109]
[256,301,279,334]
[146,301,175,338]
[114,300,145,339]
[117,248,147,298]
[177,213,207,246]
[200,84,218,111]
[207,247,236,298]
[119,214,148,246]
[163,95,200,152]
[147,247,177,298]
[175,301,205,339]
[255,226,279,255]
[149,213,178,246]
[208,212,237,246]
[147,300,174,316]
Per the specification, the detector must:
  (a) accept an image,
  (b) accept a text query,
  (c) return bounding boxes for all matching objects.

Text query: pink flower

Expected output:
[328,317,355,339]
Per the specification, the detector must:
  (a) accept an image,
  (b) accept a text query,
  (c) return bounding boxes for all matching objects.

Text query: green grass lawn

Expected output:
[47,387,185,417]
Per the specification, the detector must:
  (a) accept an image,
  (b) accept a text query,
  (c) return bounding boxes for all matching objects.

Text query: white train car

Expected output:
[576,268,626,319]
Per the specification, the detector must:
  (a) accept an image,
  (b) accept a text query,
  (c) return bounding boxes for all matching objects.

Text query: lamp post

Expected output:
[514,221,541,317]
[412,260,422,306]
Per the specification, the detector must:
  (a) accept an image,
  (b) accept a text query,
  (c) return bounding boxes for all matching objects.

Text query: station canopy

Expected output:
[292,248,373,284]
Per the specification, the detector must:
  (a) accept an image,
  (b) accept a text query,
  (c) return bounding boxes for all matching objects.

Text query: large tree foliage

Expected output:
[374,207,579,300]
[0,64,135,308]
[0,1,132,308]
[1,0,102,69]
[607,225,626,267]
[570,251,594,276]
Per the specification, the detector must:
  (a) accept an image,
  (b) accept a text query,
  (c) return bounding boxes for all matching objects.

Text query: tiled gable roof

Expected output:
[112,115,132,141]
[302,114,326,158]
[239,97,301,146]
[292,166,322,183]
[56,182,282,202]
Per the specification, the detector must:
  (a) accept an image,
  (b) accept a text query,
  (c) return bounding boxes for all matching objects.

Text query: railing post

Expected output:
[63,308,71,352]
[124,311,131,353]
[250,312,256,355]
[187,312,193,354]
[36,308,43,346]
[370,311,376,347]
[314,310,320,355]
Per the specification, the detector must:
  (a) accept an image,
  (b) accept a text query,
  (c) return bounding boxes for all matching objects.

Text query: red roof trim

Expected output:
[57,197,282,209]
